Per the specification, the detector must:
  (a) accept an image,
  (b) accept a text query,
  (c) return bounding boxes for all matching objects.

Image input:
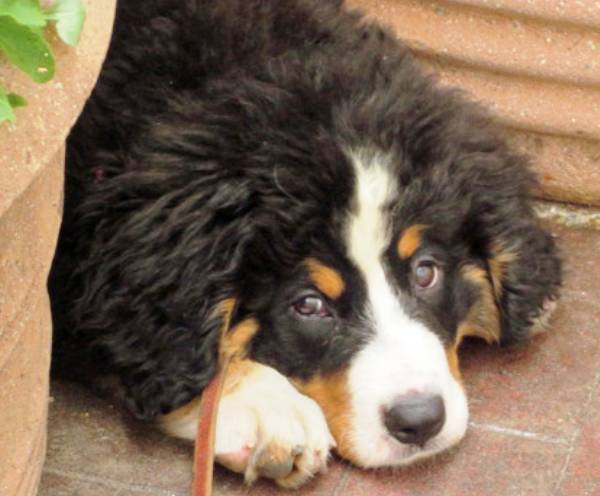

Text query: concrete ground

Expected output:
[39,222,600,496]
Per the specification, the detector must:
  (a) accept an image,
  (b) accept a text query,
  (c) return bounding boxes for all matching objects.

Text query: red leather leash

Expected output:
[191,299,259,496]
[192,355,231,496]
[192,299,245,496]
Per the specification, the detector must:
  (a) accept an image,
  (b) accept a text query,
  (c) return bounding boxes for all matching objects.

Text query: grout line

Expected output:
[468,421,570,445]
[553,432,580,496]
[552,369,600,496]
[330,464,353,496]
[42,466,188,496]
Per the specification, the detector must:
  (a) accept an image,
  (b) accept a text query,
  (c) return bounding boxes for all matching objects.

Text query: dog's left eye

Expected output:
[292,295,331,318]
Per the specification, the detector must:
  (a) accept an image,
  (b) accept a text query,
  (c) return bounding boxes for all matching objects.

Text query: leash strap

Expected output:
[192,299,239,496]
[192,355,231,496]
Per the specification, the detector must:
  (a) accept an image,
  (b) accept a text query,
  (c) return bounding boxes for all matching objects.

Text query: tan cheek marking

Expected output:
[220,318,259,360]
[216,297,237,324]
[445,347,462,382]
[213,297,260,360]
[397,224,428,259]
[457,264,501,344]
[292,370,361,465]
[488,243,516,299]
[159,307,259,431]
[214,298,262,395]
[306,258,345,299]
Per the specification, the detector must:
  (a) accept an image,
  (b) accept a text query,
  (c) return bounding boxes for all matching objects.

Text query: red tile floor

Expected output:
[39,223,600,496]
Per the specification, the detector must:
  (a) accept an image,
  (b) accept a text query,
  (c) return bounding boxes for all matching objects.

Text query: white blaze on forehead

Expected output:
[343,149,468,467]
[345,149,404,332]
[345,150,438,363]
[346,150,396,283]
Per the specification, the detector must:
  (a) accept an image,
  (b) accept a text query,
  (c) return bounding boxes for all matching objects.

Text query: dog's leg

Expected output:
[160,360,335,488]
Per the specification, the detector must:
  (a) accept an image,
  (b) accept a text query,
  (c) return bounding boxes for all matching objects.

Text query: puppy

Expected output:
[49,0,561,488]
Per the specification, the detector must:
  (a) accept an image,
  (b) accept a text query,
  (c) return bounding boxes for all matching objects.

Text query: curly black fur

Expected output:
[49,0,561,420]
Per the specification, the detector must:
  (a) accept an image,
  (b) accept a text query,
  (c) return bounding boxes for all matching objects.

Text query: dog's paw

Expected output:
[215,364,335,488]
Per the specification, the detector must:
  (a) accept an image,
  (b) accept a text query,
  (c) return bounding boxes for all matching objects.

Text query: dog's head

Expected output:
[220,134,561,467]
[171,50,559,465]
[93,41,561,466]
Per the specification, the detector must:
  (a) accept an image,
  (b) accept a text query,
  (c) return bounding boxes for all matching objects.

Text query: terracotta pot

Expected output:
[346,0,600,206]
[0,2,116,494]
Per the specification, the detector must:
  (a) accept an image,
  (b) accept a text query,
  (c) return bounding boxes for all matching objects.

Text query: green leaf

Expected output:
[0,0,45,27]
[44,0,86,46]
[0,84,17,123]
[8,93,27,108]
[0,15,55,82]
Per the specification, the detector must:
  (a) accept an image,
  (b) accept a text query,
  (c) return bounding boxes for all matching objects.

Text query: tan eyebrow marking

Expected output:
[397,224,429,259]
[305,258,345,299]
[292,368,358,463]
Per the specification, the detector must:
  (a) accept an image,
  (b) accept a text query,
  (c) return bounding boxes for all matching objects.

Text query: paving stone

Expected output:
[38,471,166,496]
[556,381,600,496]
[42,381,194,495]
[213,466,250,496]
[336,428,569,496]
[246,459,351,496]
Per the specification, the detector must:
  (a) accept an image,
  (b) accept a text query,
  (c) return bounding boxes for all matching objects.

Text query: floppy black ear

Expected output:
[461,144,563,345]
[483,219,562,345]
[107,192,257,419]
[51,151,259,420]
[456,206,561,348]
[448,130,562,346]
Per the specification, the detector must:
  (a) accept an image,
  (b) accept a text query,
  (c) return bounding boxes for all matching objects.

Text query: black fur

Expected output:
[49,0,561,420]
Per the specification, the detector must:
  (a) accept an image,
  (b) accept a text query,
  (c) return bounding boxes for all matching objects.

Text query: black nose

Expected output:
[383,394,446,446]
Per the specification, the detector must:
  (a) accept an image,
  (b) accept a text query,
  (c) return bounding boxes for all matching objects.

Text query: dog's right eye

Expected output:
[412,257,442,291]
[292,295,332,318]
[414,261,438,288]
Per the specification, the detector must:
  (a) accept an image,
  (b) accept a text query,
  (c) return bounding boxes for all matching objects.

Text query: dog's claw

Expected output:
[291,444,305,456]
[255,453,295,480]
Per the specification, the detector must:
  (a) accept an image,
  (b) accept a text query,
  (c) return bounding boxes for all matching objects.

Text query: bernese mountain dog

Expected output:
[49,0,562,489]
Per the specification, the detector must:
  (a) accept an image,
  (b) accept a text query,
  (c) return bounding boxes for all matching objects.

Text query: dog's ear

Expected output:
[116,204,256,419]
[457,180,562,347]
[460,222,561,346]
[61,162,260,420]
[485,221,561,344]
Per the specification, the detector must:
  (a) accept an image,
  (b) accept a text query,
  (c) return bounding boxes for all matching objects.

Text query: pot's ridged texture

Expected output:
[346,0,600,206]
[0,2,116,495]
[0,150,62,496]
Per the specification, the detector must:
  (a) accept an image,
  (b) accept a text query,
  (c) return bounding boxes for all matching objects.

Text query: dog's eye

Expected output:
[414,260,439,289]
[292,295,331,317]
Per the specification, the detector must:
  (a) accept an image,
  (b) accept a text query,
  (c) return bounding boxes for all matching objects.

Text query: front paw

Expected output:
[215,364,335,488]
